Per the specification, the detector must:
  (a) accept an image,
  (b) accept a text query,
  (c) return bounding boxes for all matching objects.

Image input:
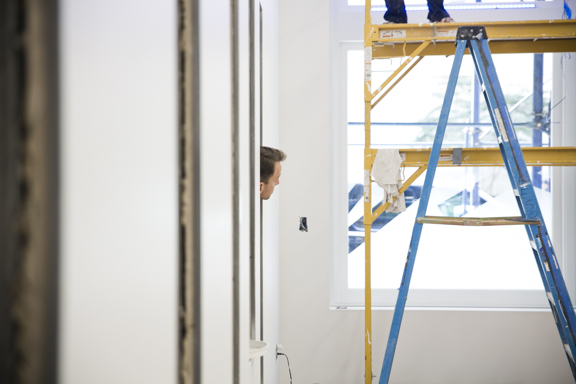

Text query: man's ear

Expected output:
[259,182,264,194]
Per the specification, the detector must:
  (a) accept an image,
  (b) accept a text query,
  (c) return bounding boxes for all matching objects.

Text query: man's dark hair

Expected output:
[260,146,287,184]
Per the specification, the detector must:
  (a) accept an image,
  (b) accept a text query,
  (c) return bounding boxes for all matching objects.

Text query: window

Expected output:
[332,39,575,308]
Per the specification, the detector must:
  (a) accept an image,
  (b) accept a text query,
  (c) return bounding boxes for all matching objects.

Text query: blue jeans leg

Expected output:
[384,0,408,23]
[427,0,450,22]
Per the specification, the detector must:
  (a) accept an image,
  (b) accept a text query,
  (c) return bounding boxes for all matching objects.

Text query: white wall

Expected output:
[59,1,178,383]
[278,1,575,383]
[199,0,237,382]
[261,1,282,384]
[278,0,334,383]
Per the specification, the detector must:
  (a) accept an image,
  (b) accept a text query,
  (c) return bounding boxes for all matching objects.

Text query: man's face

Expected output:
[260,161,282,200]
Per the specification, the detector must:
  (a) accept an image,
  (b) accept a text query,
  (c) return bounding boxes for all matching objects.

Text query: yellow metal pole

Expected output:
[364,1,372,383]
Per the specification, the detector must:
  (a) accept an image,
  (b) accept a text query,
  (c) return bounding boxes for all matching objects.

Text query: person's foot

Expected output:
[383,20,408,24]
[439,17,455,22]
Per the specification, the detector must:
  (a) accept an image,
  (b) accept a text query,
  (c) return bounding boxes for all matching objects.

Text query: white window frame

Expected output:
[330,4,575,309]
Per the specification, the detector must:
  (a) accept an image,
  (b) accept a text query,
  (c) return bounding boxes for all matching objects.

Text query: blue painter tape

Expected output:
[565,1,572,19]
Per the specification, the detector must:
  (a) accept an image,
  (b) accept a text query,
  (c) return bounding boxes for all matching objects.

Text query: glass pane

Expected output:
[347,51,553,291]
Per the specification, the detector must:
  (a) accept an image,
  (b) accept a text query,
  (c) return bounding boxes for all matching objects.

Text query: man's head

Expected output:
[260,146,287,200]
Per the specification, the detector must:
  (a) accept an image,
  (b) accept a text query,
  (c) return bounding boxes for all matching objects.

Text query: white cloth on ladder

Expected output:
[371,149,406,213]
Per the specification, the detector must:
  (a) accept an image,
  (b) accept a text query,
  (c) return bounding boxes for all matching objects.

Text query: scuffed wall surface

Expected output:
[0,0,22,380]
[178,0,200,383]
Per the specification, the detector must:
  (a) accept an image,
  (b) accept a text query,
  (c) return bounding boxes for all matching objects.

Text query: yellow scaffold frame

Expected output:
[362,2,576,382]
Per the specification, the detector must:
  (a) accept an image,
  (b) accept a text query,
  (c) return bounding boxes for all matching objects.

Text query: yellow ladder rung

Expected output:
[415,216,540,226]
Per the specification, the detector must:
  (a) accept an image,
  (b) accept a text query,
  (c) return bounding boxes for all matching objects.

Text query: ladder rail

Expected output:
[466,39,553,304]
[467,38,553,294]
[470,38,576,353]
[535,223,576,374]
[470,38,576,372]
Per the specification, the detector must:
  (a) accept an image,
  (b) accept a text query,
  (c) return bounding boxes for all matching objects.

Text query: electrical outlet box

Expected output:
[299,217,308,232]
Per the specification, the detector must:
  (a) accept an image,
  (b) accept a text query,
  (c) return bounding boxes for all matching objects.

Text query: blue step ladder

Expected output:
[378,26,576,384]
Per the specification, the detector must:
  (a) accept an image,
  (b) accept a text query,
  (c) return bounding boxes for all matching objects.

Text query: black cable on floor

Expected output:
[277,352,293,384]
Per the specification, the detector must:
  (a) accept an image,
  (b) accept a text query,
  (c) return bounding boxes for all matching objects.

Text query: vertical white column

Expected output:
[198,0,234,382]
[260,1,281,384]
[59,1,178,383]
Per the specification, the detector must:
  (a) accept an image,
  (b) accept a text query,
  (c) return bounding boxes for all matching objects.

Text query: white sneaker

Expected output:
[439,17,455,23]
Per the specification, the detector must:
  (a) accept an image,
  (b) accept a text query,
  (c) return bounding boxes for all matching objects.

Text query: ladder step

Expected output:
[415,216,540,226]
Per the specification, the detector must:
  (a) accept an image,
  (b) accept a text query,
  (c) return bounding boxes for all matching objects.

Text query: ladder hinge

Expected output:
[456,26,488,42]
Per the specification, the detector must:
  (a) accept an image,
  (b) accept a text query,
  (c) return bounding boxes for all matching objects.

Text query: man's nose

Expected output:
[276,179,280,186]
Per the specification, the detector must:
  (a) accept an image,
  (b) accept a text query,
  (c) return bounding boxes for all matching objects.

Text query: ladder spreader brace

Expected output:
[377,26,576,384]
